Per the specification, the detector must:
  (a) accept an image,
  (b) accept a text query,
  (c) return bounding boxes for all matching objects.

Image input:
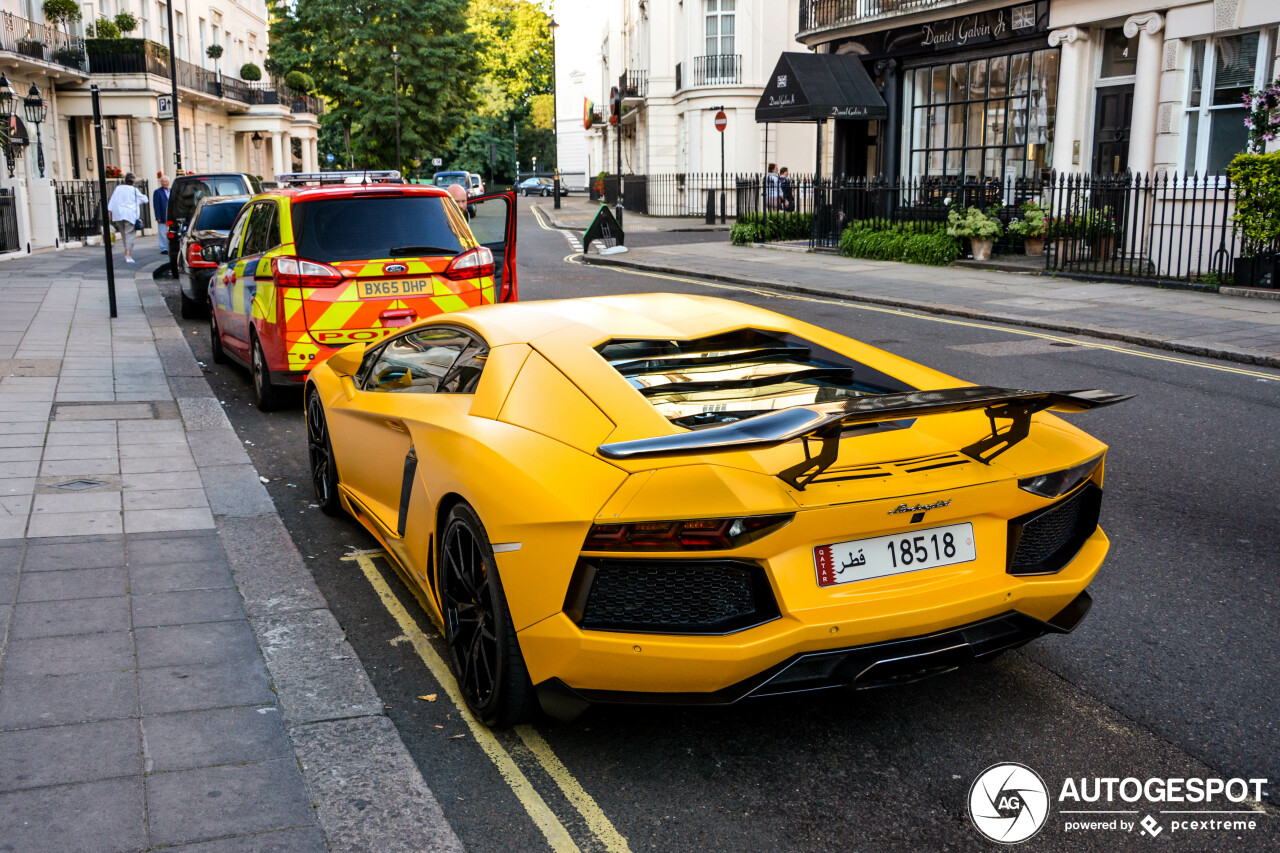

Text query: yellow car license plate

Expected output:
[357,279,433,299]
[814,522,976,587]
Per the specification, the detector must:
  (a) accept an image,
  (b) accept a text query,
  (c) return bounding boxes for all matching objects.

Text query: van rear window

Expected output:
[194,201,246,231]
[291,196,471,263]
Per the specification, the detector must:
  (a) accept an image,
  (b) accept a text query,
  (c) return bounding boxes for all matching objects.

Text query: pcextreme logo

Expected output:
[968,764,1269,844]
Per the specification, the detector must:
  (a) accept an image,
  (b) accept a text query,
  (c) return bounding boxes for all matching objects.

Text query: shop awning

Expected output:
[755,52,887,123]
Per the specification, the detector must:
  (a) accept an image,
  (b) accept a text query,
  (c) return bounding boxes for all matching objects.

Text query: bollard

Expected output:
[705,189,715,225]
[615,203,623,229]
[553,178,561,209]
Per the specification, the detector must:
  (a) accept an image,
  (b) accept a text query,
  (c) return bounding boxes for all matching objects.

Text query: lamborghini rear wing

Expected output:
[597,386,1131,490]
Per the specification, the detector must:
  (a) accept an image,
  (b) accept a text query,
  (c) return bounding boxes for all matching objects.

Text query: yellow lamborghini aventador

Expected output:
[305,294,1128,726]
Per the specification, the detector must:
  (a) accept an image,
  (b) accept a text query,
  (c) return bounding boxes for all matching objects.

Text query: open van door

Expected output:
[466,191,518,302]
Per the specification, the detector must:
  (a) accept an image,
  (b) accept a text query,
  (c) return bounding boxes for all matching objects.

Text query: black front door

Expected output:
[1092,85,1134,175]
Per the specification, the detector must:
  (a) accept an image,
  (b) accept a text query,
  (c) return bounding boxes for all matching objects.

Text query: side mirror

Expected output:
[200,244,224,263]
[325,344,364,378]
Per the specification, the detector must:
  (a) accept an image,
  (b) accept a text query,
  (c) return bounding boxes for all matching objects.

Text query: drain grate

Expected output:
[53,479,108,491]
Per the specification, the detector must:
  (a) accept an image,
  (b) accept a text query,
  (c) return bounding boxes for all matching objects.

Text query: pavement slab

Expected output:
[0,249,456,851]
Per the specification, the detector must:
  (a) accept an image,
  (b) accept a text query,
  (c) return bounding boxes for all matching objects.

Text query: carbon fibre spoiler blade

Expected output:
[597,386,1131,490]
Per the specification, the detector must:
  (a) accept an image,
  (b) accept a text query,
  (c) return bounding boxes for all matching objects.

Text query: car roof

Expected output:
[173,173,252,182]
[254,184,452,203]
[195,194,250,205]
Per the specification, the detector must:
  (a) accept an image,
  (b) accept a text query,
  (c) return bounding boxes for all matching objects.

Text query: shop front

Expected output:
[821,1,1057,186]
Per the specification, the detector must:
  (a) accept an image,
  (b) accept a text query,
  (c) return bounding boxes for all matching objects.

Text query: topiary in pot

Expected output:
[240,62,262,81]
[285,70,315,94]
[113,12,137,36]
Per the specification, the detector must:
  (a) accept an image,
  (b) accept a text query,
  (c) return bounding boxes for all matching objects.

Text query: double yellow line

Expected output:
[342,551,632,853]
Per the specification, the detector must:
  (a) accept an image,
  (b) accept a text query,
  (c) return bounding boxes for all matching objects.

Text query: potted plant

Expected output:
[240,62,262,82]
[1227,150,1280,288]
[113,11,137,35]
[52,45,85,67]
[1047,214,1086,262]
[42,0,81,50]
[16,37,45,59]
[946,206,1003,261]
[1087,206,1119,260]
[1008,201,1048,256]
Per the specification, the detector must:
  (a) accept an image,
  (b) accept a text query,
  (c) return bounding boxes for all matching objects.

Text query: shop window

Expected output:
[1099,27,1139,78]
[1183,30,1273,175]
[903,47,1058,182]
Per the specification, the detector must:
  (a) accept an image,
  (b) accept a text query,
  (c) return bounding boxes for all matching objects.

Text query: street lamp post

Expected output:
[23,83,46,178]
[549,18,560,209]
[0,74,17,178]
[392,45,401,173]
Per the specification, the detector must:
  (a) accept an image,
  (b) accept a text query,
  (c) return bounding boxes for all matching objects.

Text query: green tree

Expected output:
[438,0,555,182]
[270,0,478,172]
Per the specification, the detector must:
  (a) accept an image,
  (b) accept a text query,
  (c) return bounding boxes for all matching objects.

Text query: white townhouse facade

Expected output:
[792,0,1278,182]
[0,0,320,254]
[554,0,818,186]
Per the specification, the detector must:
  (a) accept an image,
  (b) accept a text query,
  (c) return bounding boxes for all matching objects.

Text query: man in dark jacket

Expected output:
[153,174,170,252]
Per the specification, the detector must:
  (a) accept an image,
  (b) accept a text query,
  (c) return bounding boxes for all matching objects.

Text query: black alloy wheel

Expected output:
[439,503,536,727]
[251,334,280,412]
[305,386,342,516]
[208,300,227,364]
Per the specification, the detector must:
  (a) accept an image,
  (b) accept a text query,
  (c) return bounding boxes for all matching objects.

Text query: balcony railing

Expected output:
[691,54,741,86]
[619,70,648,99]
[84,43,324,115]
[800,0,955,32]
[1,12,88,71]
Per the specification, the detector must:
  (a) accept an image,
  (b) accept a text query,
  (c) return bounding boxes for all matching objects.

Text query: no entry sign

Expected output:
[714,110,727,132]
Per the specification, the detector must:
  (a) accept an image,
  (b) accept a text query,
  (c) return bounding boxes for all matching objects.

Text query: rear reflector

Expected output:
[441,247,494,281]
[272,256,344,288]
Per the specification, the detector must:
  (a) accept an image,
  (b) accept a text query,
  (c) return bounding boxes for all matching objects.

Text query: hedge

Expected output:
[838,220,959,266]
[730,211,813,245]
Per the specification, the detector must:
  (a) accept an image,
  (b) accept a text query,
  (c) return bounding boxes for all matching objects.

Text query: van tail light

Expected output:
[187,242,217,269]
[441,247,494,281]
[271,256,344,288]
[583,514,794,551]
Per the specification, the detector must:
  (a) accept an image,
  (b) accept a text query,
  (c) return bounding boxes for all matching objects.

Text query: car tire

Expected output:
[305,385,343,517]
[521,189,528,197]
[251,334,280,412]
[439,502,537,727]
[208,300,228,364]
[179,287,201,319]
[542,189,550,197]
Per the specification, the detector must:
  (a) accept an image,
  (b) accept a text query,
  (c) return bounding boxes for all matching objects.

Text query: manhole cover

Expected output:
[53,479,107,491]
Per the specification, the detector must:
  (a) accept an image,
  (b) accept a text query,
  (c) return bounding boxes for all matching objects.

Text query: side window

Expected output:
[225,207,252,262]
[263,203,280,250]
[468,196,509,247]
[241,203,265,256]
[363,327,486,394]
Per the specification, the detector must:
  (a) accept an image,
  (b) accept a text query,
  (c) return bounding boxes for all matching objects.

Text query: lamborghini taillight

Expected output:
[272,256,344,288]
[583,514,793,551]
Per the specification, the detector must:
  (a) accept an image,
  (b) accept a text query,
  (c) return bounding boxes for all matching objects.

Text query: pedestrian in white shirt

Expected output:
[106,172,148,263]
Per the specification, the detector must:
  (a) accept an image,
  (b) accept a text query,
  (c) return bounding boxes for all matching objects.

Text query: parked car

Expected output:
[304,293,1128,726]
[205,172,517,411]
[432,171,474,196]
[175,194,250,319]
[516,177,566,197]
[167,173,263,268]
[469,174,485,197]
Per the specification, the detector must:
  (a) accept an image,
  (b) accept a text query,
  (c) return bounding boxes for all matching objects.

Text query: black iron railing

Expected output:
[692,55,741,86]
[620,173,754,217]
[800,0,956,31]
[619,70,648,99]
[1044,172,1244,284]
[2,12,88,70]
[86,38,170,76]
[0,188,18,252]
[55,178,152,243]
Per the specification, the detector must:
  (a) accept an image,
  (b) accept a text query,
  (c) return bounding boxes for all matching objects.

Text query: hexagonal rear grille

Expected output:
[573,559,779,634]
[1009,484,1102,575]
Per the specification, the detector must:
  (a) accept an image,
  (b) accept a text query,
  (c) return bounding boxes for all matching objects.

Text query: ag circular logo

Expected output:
[969,762,1050,844]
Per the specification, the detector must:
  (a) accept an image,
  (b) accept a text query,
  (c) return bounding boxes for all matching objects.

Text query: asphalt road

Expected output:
[156,195,1279,852]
